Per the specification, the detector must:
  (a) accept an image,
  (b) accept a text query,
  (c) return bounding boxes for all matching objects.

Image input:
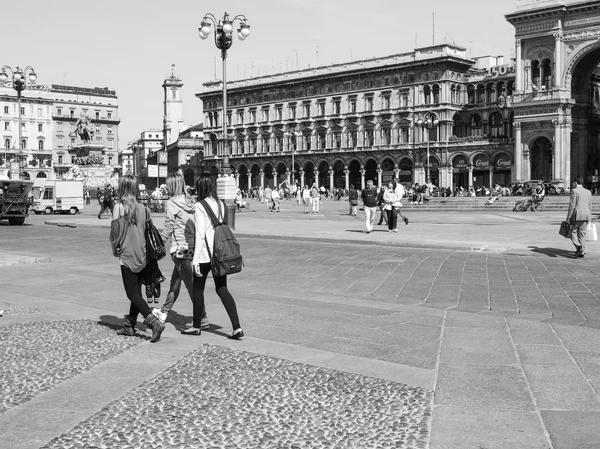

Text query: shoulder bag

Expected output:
[145,207,166,261]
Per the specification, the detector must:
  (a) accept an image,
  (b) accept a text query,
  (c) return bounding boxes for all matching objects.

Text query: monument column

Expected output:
[329,169,334,192]
[360,168,366,190]
[377,168,383,188]
[260,170,264,189]
[514,122,522,181]
[247,172,252,190]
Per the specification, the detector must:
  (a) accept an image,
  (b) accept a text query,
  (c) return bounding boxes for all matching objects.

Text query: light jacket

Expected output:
[193,197,225,265]
[160,195,195,254]
[567,185,592,222]
[383,189,397,211]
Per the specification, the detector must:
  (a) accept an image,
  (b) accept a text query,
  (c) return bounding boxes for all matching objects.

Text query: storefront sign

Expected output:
[473,155,490,169]
[495,154,512,169]
[452,156,469,170]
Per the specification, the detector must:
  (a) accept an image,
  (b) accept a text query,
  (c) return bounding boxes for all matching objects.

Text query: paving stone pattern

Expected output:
[237,240,600,328]
[0,320,142,414]
[41,344,433,449]
[0,300,48,316]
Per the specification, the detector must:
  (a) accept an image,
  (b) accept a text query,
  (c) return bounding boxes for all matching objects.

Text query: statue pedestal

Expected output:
[69,143,105,158]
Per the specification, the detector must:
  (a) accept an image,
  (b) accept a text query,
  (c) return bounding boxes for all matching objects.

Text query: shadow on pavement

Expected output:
[98,315,152,341]
[528,246,577,258]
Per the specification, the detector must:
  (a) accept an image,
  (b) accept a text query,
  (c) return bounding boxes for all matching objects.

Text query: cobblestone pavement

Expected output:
[2,213,600,448]
[40,344,432,449]
[0,319,142,414]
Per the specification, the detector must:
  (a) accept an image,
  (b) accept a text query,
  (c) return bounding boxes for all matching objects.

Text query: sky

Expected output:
[1,0,517,148]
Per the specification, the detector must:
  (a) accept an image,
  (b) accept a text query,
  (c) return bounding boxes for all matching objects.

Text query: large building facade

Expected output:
[197,43,516,192]
[51,84,120,178]
[198,0,600,191]
[0,84,54,179]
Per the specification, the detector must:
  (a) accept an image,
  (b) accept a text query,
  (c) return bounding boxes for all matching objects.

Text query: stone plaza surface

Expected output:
[1,199,600,448]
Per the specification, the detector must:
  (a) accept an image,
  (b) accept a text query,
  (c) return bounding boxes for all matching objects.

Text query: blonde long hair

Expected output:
[117,174,139,224]
[165,173,190,200]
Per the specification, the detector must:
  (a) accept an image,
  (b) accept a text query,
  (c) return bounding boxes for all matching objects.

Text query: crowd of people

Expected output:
[109,173,244,343]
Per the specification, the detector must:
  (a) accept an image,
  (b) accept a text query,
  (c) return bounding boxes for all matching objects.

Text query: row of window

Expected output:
[4,138,47,150]
[2,105,50,117]
[55,108,113,120]
[2,122,46,132]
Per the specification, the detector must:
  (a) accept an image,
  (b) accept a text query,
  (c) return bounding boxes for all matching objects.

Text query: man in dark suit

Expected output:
[566,176,592,258]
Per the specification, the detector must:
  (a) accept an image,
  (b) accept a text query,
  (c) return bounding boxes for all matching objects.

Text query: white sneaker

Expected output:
[200,317,210,329]
[152,308,167,324]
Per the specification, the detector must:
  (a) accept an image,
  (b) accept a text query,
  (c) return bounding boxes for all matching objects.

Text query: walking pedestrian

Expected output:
[393,180,409,225]
[109,175,165,343]
[302,185,311,213]
[566,176,592,258]
[183,173,244,339]
[271,187,281,212]
[264,185,272,211]
[151,174,209,328]
[85,189,91,205]
[98,183,115,219]
[348,184,358,215]
[383,181,398,232]
[361,180,378,234]
[376,186,388,226]
[310,183,320,213]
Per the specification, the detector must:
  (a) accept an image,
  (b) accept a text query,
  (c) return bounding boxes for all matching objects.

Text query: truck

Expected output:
[31,179,84,215]
[0,179,34,225]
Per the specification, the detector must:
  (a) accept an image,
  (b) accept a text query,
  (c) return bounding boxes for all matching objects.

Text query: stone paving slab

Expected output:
[40,345,433,449]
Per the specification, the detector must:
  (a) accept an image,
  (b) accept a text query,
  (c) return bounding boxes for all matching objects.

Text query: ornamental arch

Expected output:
[507,0,600,186]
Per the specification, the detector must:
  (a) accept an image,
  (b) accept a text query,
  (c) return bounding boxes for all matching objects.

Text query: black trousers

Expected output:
[193,263,241,330]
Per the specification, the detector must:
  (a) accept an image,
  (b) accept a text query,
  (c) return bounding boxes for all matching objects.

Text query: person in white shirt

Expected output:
[184,173,244,339]
[271,187,281,212]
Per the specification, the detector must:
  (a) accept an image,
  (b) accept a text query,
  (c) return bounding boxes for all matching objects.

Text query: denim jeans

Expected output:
[162,254,195,313]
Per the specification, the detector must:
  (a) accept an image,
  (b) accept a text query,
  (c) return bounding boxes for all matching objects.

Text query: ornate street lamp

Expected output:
[0,65,37,178]
[416,112,439,184]
[199,12,250,174]
[199,12,250,229]
[284,129,302,187]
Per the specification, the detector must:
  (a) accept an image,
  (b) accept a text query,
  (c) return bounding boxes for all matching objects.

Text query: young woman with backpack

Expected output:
[183,173,244,339]
[109,175,165,343]
[151,174,209,328]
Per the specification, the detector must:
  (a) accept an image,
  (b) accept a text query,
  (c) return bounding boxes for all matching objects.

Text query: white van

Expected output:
[32,179,84,215]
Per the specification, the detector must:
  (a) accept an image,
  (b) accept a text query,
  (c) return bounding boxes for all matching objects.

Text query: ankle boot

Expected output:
[143,314,165,343]
[116,315,137,336]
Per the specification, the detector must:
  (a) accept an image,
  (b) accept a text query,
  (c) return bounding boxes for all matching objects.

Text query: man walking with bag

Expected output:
[566,176,592,258]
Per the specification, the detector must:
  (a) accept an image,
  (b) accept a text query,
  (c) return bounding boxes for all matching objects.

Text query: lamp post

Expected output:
[416,112,439,184]
[198,12,250,173]
[199,12,250,229]
[0,65,37,178]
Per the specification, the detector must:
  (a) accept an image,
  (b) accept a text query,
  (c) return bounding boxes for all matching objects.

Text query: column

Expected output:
[523,142,531,181]
[311,133,317,152]
[564,123,572,185]
[360,168,366,190]
[286,170,291,186]
[377,168,383,188]
[516,39,523,91]
[235,173,239,188]
[514,122,522,182]
[328,169,334,192]
[247,172,252,190]
[313,170,319,188]
[488,167,494,189]
[554,33,562,89]
[468,167,473,190]
[394,167,400,182]
[260,170,264,189]
[554,119,562,180]
[299,170,305,189]
[344,169,350,191]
